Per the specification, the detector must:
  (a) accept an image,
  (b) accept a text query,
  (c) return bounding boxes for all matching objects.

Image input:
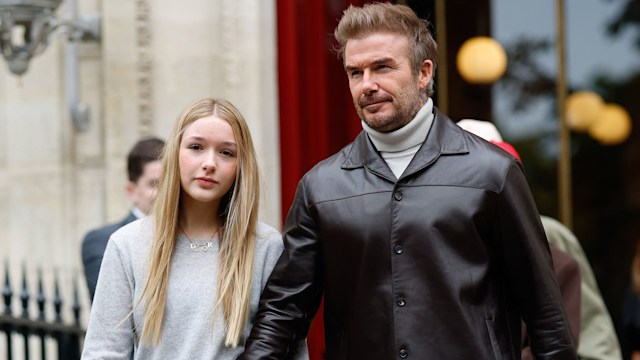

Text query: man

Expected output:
[81,137,164,301]
[240,3,576,359]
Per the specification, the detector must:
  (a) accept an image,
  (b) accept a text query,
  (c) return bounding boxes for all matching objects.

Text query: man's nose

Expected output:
[361,70,379,94]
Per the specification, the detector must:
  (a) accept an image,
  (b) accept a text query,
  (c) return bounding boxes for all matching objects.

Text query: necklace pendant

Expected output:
[200,244,209,252]
[190,243,197,250]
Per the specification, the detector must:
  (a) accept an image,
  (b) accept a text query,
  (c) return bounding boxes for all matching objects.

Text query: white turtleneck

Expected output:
[362,98,434,179]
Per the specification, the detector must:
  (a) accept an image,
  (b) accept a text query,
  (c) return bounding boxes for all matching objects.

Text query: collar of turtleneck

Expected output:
[361,98,434,179]
[362,97,433,153]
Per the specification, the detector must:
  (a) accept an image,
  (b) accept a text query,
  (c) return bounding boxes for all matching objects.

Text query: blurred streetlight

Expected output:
[456,36,508,84]
[565,91,605,132]
[588,104,632,145]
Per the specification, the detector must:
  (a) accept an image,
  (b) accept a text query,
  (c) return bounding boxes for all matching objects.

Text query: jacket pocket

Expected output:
[484,317,503,360]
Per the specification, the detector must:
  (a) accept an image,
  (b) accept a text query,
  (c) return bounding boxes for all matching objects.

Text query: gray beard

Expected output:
[360,101,423,133]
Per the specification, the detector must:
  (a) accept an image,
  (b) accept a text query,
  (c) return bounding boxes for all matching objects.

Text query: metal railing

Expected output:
[0,264,85,360]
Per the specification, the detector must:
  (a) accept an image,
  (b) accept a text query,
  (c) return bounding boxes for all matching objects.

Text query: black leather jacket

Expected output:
[241,109,576,359]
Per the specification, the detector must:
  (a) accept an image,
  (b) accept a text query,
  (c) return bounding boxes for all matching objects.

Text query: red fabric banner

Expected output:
[276,1,373,358]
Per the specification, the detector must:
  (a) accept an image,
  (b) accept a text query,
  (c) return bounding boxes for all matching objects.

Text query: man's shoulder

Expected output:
[82,222,123,245]
[81,213,136,248]
[81,222,124,262]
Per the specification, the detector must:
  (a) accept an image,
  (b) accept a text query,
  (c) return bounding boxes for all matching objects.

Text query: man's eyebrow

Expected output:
[345,57,394,71]
[371,57,393,65]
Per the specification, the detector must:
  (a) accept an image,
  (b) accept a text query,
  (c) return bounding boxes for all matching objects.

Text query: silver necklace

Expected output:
[179,226,218,252]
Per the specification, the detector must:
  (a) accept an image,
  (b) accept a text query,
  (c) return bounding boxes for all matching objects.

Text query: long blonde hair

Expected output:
[139,98,260,347]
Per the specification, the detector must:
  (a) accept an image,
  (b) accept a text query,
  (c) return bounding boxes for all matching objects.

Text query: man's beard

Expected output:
[357,93,422,133]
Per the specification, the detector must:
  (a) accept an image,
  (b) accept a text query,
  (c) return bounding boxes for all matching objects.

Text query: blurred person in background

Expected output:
[81,137,165,301]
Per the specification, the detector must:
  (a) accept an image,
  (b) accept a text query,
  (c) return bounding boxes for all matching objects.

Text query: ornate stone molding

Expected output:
[220,0,241,95]
[136,0,153,136]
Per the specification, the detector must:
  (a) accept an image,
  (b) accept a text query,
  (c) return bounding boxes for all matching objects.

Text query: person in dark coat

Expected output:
[81,137,164,301]
[238,3,576,359]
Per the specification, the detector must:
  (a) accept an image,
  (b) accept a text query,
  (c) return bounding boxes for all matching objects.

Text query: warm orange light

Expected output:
[565,91,604,132]
[588,104,632,145]
[456,37,508,84]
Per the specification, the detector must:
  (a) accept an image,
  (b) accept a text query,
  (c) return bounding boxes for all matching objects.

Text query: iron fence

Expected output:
[0,264,84,360]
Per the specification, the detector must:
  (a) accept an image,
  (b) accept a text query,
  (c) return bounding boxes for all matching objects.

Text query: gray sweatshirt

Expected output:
[81,217,309,360]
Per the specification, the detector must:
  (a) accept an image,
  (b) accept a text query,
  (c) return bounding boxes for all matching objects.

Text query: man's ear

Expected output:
[125,181,136,198]
[419,59,434,90]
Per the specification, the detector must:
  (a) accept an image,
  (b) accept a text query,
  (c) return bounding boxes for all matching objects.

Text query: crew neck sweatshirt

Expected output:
[362,98,434,179]
[82,217,308,360]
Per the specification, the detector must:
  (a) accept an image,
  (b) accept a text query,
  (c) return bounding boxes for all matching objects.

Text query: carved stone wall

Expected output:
[136,0,154,136]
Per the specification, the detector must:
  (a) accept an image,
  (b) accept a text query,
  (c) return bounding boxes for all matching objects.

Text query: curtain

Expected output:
[276,0,374,358]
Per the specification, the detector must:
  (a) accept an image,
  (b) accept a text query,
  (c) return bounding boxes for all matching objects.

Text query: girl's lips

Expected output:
[196,177,216,188]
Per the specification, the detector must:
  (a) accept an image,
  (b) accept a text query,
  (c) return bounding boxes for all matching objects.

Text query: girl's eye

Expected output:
[189,144,203,150]
[221,149,235,157]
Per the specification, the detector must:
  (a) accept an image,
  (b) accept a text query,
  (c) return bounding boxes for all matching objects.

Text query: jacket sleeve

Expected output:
[81,230,108,302]
[495,161,577,359]
[239,180,323,360]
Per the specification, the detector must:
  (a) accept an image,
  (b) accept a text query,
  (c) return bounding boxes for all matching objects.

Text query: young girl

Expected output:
[82,98,308,359]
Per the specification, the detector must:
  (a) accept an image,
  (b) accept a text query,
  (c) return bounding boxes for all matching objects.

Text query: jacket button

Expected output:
[393,192,402,201]
[399,349,408,358]
[394,245,403,254]
[397,298,406,307]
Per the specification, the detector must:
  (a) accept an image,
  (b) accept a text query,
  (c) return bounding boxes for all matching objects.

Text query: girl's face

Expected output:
[178,115,238,208]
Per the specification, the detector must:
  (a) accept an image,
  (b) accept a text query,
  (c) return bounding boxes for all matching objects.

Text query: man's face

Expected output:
[127,160,162,215]
[344,32,433,133]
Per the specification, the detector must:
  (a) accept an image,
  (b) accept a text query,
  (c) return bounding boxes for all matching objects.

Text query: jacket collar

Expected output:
[341,107,469,182]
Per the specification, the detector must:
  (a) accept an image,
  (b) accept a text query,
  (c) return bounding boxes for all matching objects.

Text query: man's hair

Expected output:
[127,137,165,182]
[334,3,438,97]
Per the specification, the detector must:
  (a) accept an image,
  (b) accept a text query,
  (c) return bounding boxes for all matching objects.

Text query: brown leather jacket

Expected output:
[241,109,577,359]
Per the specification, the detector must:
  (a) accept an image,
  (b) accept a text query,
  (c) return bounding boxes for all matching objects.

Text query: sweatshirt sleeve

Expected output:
[81,238,136,359]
